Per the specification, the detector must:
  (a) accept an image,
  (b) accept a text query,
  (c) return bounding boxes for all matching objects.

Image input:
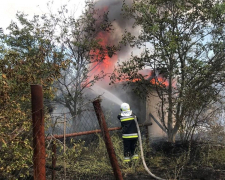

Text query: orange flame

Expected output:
[87,6,118,85]
[86,6,170,88]
[150,76,169,87]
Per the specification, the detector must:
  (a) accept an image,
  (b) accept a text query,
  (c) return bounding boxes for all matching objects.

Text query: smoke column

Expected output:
[84,1,169,141]
[88,0,139,86]
[90,0,169,87]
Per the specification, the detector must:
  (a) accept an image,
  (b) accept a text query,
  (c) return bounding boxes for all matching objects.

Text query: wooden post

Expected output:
[93,99,123,180]
[64,114,66,180]
[52,141,56,180]
[31,85,46,180]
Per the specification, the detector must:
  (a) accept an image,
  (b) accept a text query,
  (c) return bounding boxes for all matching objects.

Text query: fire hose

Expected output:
[134,116,166,180]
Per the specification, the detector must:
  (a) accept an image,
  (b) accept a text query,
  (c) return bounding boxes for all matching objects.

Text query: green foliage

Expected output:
[50,133,147,179]
[146,141,225,179]
[0,9,61,180]
[0,1,118,178]
[52,135,112,179]
[45,134,225,179]
[191,143,225,169]
[112,0,225,142]
[36,1,119,122]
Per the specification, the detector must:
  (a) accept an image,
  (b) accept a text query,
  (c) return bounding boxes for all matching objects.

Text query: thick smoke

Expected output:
[89,0,167,139]
[87,0,141,88]
[94,0,138,57]
[85,0,145,125]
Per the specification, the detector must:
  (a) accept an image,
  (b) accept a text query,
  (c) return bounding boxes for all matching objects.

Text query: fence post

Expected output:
[63,114,66,180]
[52,140,56,180]
[93,99,123,180]
[31,85,46,180]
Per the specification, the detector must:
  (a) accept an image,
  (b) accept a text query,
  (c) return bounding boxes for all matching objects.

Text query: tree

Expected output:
[0,0,118,177]
[38,2,117,129]
[0,13,61,178]
[0,1,118,177]
[111,0,225,142]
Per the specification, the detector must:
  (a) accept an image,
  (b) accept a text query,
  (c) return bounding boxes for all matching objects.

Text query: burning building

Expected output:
[48,0,168,141]
[87,0,168,140]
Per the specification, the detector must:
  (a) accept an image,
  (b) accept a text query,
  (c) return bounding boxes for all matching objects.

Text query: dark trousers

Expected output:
[123,138,138,157]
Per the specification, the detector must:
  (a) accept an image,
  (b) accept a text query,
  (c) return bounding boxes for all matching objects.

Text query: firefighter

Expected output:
[118,102,139,162]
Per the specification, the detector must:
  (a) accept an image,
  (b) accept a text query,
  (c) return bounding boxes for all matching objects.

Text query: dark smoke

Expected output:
[95,0,133,28]
[94,0,139,57]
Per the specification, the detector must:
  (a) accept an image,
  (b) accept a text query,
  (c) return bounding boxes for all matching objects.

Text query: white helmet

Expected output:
[120,103,130,111]
[120,103,132,116]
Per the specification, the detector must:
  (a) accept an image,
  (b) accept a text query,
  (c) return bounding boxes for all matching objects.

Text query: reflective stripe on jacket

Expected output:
[122,133,138,138]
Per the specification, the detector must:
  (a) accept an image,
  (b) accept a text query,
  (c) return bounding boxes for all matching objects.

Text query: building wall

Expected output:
[107,83,167,139]
[107,83,146,124]
[145,91,167,139]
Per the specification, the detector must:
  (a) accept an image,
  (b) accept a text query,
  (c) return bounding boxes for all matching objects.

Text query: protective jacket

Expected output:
[117,114,138,139]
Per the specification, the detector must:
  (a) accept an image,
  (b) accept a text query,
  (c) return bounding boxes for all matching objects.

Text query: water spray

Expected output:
[134,116,166,180]
[92,84,123,105]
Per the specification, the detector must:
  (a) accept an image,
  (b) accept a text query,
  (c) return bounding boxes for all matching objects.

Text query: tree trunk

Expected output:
[168,131,176,143]
[167,58,174,143]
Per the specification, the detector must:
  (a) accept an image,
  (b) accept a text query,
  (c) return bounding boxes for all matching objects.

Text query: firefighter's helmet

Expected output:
[120,103,132,116]
[120,103,130,111]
